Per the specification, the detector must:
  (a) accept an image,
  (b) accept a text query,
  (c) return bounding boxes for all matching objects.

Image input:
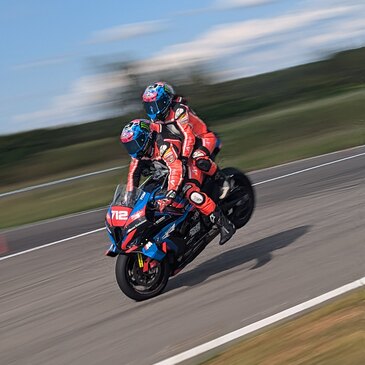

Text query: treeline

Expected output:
[1,46,364,168]
[184,46,365,123]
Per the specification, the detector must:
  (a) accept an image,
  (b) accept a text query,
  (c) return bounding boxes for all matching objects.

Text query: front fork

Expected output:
[107,239,167,274]
[137,253,144,268]
[136,252,160,273]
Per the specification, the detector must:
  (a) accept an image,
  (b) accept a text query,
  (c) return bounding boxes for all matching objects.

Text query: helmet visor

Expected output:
[144,93,171,119]
[123,136,147,157]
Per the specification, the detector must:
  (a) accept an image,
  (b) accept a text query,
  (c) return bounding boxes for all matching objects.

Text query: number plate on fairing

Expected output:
[106,206,132,227]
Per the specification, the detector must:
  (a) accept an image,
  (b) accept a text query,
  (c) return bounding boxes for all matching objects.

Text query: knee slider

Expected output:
[189,191,206,205]
[196,157,212,172]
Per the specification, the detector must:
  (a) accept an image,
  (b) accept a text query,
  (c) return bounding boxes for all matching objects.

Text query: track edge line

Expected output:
[153,276,365,365]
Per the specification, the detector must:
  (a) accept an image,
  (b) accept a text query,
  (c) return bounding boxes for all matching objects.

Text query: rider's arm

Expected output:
[159,142,184,193]
[174,105,195,160]
[126,158,142,191]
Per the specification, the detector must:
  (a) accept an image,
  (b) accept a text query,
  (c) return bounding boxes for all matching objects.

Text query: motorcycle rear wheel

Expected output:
[115,254,170,301]
[222,167,255,229]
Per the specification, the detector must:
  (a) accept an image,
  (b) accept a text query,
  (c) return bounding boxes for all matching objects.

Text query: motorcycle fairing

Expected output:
[106,183,196,260]
[151,207,192,256]
[106,206,133,227]
[142,241,165,261]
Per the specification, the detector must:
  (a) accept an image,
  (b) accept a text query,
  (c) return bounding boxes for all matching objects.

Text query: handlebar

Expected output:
[148,193,185,215]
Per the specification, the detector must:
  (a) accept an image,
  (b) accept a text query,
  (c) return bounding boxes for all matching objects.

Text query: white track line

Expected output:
[0,228,104,261]
[1,151,364,262]
[2,145,363,199]
[4,148,365,233]
[0,165,127,198]
[254,152,365,185]
[0,206,107,234]
[154,276,365,365]
[249,144,364,174]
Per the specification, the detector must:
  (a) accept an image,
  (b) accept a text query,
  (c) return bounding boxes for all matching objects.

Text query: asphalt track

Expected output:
[1,146,364,365]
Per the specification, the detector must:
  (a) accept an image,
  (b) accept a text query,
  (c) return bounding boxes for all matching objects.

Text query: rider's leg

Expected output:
[183,163,235,245]
[192,132,218,177]
[193,134,231,199]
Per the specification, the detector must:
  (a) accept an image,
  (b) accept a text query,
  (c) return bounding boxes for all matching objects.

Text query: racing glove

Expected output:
[157,190,177,212]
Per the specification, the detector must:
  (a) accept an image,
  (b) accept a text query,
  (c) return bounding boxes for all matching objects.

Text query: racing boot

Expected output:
[215,170,232,200]
[209,208,236,245]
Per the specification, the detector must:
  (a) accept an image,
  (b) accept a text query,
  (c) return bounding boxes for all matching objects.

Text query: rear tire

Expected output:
[221,167,255,229]
[115,254,170,301]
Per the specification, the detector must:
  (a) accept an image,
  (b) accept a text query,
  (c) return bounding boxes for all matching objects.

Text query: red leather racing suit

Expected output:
[162,97,221,177]
[126,122,216,216]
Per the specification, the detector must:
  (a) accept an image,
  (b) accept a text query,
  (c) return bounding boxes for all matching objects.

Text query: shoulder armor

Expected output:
[156,135,170,156]
[172,103,187,117]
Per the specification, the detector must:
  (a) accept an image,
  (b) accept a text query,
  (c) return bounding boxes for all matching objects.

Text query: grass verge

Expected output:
[1,90,364,229]
[200,288,365,365]
[0,169,128,229]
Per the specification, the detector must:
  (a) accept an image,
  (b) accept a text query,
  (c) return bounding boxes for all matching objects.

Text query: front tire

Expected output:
[115,254,170,301]
[222,167,255,229]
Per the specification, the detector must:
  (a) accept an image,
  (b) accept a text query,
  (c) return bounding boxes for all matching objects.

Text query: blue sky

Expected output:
[1,0,364,135]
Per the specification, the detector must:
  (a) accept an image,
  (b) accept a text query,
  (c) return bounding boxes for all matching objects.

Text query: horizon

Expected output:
[1,0,364,135]
[0,45,360,138]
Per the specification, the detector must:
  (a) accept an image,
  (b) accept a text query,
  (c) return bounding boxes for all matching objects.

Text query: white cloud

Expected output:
[140,5,357,73]
[10,1,365,132]
[12,71,130,130]
[213,11,365,80]
[87,20,166,44]
[215,0,274,9]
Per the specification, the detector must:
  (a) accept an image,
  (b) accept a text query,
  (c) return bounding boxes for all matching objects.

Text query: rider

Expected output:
[142,82,229,197]
[121,119,236,245]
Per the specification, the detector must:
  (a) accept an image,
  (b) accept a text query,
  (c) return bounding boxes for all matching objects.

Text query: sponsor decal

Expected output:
[164,84,174,94]
[140,121,150,130]
[190,192,204,205]
[130,210,143,220]
[159,144,168,155]
[193,211,200,220]
[162,224,176,239]
[155,217,166,225]
[178,115,189,124]
[174,107,185,119]
[126,218,146,233]
[192,150,205,158]
[189,222,201,237]
[145,241,153,250]
[164,148,176,163]
[143,89,158,102]
[121,129,134,143]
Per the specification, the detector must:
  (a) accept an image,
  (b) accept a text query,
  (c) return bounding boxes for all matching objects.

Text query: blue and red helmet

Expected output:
[142,82,175,121]
[120,119,152,159]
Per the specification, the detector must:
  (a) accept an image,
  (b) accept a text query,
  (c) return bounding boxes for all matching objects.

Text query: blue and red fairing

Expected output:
[105,188,191,260]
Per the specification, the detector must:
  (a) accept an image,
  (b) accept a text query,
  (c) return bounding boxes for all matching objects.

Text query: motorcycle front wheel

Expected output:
[115,254,170,301]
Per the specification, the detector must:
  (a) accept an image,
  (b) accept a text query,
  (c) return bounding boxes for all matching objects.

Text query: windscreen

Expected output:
[111,185,144,208]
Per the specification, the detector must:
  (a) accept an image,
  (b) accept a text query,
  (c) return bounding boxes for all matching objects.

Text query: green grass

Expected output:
[1,90,364,229]
[216,90,365,169]
[0,137,127,190]
[0,170,128,228]
[200,288,365,365]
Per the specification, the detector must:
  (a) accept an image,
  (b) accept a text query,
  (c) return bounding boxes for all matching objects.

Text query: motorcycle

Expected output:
[105,161,255,301]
